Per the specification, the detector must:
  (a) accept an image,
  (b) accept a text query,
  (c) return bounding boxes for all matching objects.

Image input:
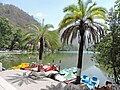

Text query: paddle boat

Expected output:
[81,75,100,90]
[25,63,58,71]
[59,67,100,90]
[39,63,58,71]
[11,62,58,72]
[11,63,30,69]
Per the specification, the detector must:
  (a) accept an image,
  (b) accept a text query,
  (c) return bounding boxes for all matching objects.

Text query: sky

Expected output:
[0,0,116,29]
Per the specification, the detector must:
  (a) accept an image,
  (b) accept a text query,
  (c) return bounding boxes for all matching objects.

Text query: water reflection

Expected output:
[82,66,108,86]
[53,52,109,86]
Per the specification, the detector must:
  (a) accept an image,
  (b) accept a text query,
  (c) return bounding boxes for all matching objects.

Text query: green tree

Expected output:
[95,1,120,84]
[58,0,107,84]
[27,21,59,72]
[0,17,13,50]
[10,29,23,50]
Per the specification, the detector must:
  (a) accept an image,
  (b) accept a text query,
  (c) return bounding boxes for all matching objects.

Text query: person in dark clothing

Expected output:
[94,81,112,90]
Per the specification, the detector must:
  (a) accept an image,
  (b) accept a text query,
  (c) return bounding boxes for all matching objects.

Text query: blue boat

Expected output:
[81,75,100,90]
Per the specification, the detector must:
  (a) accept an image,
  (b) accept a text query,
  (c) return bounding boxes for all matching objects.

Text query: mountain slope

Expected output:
[0,3,38,29]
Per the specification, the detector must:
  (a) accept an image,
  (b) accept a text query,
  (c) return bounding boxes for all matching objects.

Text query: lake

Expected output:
[0,51,109,85]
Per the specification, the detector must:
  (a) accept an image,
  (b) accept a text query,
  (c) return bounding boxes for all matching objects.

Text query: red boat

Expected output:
[40,64,58,71]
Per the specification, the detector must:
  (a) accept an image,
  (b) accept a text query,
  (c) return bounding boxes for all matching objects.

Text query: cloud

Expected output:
[34,12,48,23]
[35,12,44,18]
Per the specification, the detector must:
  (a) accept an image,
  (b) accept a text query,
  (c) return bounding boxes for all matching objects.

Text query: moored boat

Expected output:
[59,67,100,90]
[11,62,58,72]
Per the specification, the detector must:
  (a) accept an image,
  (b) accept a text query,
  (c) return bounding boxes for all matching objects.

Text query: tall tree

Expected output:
[58,0,107,84]
[95,0,120,84]
[27,21,59,72]
[10,29,23,50]
[0,17,13,50]
[95,10,120,84]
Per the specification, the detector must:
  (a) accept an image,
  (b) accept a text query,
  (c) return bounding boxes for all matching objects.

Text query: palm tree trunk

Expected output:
[38,37,43,72]
[76,29,84,84]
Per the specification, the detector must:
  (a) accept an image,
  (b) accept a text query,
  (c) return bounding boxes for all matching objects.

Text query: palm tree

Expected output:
[58,0,107,84]
[27,21,59,72]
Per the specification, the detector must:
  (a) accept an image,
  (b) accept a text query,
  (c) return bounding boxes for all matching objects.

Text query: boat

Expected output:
[40,63,58,71]
[11,63,58,72]
[26,63,59,71]
[60,67,100,90]
[60,67,77,75]
[81,75,99,90]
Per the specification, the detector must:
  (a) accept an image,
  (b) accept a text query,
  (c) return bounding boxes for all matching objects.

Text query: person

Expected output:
[46,70,66,82]
[94,81,112,90]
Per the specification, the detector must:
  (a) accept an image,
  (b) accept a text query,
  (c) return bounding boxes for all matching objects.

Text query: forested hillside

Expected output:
[0,3,37,29]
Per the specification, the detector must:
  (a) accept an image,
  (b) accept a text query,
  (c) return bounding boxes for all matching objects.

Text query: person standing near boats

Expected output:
[94,81,112,90]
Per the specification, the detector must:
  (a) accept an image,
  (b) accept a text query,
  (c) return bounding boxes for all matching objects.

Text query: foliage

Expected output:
[27,23,60,53]
[58,0,107,84]
[58,0,107,45]
[0,17,13,50]
[0,3,37,30]
[10,29,23,50]
[26,22,60,71]
[0,3,39,51]
[95,2,120,84]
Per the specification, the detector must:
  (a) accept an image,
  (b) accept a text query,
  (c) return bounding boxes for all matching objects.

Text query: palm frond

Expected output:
[27,24,40,32]
[63,4,78,13]
[86,2,96,13]
[84,0,93,10]
[89,27,97,43]
[61,25,76,44]
[94,21,108,30]
[90,7,107,14]
[45,30,59,50]
[42,24,54,36]
[78,0,85,16]
[93,14,107,20]
[85,16,93,23]
[70,26,78,44]
[95,24,103,34]
[58,17,75,31]
[58,0,107,47]
[85,6,107,22]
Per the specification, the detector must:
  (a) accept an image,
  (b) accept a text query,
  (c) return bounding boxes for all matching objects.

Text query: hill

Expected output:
[0,3,38,29]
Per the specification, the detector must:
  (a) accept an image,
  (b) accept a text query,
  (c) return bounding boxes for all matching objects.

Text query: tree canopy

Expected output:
[0,17,13,50]
[95,0,120,84]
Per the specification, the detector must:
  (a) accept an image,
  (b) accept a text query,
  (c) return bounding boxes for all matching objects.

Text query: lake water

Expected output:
[0,51,109,85]
[47,51,109,85]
